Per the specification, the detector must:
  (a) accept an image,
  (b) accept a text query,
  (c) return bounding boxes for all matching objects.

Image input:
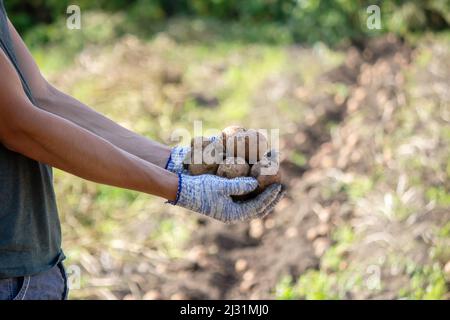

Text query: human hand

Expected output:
[165,136,220,174]
[170,173,284,223]
[165,146,190,174]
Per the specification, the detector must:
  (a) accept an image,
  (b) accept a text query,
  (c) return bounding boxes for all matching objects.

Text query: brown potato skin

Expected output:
[217,157,249,179]
[190,136,212,150]
[226,129,268,163]
[186,134,281,202]
[222,125,246,141]
[233,151,281,201]
[185,137,221,175]
[250,159,281,191]
[188,163,219,175]
[221,126,246,152]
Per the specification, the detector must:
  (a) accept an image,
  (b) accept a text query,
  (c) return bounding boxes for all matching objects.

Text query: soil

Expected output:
[149,35,428,300]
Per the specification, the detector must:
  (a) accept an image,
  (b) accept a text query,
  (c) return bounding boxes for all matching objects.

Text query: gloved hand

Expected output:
[165,146,190,174]
[165,136,220,174]
[169,173,285,223]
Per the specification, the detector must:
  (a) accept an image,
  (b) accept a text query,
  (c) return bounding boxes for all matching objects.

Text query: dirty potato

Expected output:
[185,137,222,175]
[226,129,268,163]
[250,149,281,191]
[221,125,246,152]
[217,157,250,179]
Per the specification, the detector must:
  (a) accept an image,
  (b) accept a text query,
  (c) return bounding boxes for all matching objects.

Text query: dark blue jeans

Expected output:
[0,263,68,300]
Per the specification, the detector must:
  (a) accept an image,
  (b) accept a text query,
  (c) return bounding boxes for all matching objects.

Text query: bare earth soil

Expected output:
[146,35,449,300]
[54,32,449,300]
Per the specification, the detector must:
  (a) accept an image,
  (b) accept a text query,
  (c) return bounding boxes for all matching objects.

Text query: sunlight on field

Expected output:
[26,10,450,299]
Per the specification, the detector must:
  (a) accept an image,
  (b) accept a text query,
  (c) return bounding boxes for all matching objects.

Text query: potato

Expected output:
[185,132,279,199]
[217,157,250,179]
[186,149,219,175]
[231,150,281,201]
[250,150,281,191]
[190,136,224,165]
[184,137,223,175]
[226,129,268,164]
[263,149,280,163]
[222,125,246,142]
[220,125,246,152]
[188,162,219,175]
[251,165,281,192]
[190,136,212,152]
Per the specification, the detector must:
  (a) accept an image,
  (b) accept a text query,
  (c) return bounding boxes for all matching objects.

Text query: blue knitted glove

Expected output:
[171,174,284,223]
[165,136,220,174]
[165,146,190,174]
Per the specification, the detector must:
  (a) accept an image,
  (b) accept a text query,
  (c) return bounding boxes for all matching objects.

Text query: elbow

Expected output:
[0,108,32,153]
[0,120,25,153]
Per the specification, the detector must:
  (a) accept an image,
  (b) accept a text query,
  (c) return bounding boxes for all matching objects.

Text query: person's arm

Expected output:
[0,49,286,223]
[0,48,178,201]
[7,18,171,168]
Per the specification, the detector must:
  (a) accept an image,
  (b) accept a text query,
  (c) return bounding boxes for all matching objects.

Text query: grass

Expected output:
[276,226,360,300]
[398,263,447,300]
[275,33,450,300]
[26,10,450,299]
[343,175,374,203]
[275,269,365,300]
[426,187,450,207]
[35,15,300,299]
[321,226,355,272]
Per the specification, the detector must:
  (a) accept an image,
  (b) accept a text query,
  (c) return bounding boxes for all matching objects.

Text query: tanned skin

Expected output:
[0,19,178,202]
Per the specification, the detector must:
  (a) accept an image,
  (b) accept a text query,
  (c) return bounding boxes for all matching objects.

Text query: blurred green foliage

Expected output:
[399,263,447,299]
[5,0,449,46]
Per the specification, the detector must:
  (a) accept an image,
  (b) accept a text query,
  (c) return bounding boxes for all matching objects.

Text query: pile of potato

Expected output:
[183,126,281,198]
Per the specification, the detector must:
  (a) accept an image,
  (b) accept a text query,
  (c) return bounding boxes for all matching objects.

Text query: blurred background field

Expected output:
[4,1,449,299]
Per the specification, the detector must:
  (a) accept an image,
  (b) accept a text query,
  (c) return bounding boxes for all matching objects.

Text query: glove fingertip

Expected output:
[256,186,286,219]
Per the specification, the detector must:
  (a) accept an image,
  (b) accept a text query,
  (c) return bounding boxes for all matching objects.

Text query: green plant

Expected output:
[296,270,341,300]
[426,186,450,206]
[399,263,448,300]
[343,175,374,202]
[6,0,449,46]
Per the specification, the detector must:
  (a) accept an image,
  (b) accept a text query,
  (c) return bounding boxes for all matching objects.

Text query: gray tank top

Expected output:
[0,0,64,278]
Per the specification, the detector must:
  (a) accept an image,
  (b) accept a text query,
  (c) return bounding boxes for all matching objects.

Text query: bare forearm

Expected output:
[6,104,178,201]
[37,86,171,168]
[6,19,172,168]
